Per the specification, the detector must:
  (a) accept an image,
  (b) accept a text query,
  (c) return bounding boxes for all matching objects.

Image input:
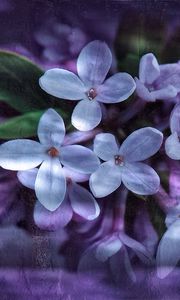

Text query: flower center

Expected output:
[47,147,59,157]
[114,155,124,166]
[87,88,97,100]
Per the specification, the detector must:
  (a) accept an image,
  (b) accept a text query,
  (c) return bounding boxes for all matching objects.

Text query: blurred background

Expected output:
[0,0,180,299]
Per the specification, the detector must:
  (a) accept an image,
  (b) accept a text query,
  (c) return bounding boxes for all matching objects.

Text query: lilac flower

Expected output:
[156,163,180,278]
[135,53,178,102]
[79,232,152,282]
[35,21,87,65]
[0,109,100,211]
[18,167,100,230]
[39,40,136,131]
[89,127,163,198]
[156,208,180,279]
[165,103,180,159]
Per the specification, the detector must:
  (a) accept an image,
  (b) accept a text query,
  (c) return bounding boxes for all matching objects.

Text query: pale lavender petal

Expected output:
[119,232,152,264]
[37,108,65,147]
[63,128,101,146]
[157,219,180,279]
[35,158,66,211]
[17,168,38,189]
[39,68,86,100]
[169,166,180,200]
[165,204,180,228]
[78,243,106,272]
[121,162,160,195]
[151,85,177,100]
[95,235,123,262]
[34,194,73,230]
[170,103,180,135]
[71,99,102,131]
[109,247,136,283]
[135,78,156,102]
[96,73,136,103]
[119,127,163,162]
[63,167,89,182]
[93,133,119,161]
[89,160,122,198]
[139,53,160,84]
[123,247,137,282]
[68,182,100,220]
[0,140,45,171]
[77,40,112,87]
[165,133,180,160]
[157,63,180,92]
[60,145,100,174]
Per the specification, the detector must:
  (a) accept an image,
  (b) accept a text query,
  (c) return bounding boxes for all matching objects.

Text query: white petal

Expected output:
[35,158,66,211]
[165,133,180,160]
[39,68,86,100]
[157,219,180,279]
[68,182,100,220]
[17,168,38,189]
[165,204,180,228]
[63,167,89,182]
[95,235,123,262]
[93,133,119,161]
[119,232,152,264]
[96,73,136,103]
[170,103,180,135]
[0,140,44,171]
[37,108,65,147]
[89,160,122,198]
[77,40,112,87]
[139,53,160,84]
[63,129,100,146]
[71,100,102,131]
[119,127,163,162]
[34,194,73,230]
[122,162,160,195]
[60,145,100,174]
[151,85,177,100]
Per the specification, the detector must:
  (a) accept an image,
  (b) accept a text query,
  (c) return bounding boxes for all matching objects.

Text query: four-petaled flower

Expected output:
[135,53,178,102]
[39,40,136,131]
[18,167,100,230]
[89,127,163,197]
[79,232,152,282]
[0,109,100,211]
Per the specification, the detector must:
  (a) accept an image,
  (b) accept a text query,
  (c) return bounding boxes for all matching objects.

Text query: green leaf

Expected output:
[0,51,61,112]
[0,109,69,139]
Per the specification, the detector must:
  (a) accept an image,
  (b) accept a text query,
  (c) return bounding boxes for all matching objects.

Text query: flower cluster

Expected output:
[0,40,180,282]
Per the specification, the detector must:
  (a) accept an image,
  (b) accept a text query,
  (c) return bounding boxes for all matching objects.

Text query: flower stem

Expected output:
[113,187,128,232]
[154,185,177,213]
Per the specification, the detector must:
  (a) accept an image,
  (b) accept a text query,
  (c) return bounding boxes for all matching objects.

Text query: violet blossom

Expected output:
[35,21,87,67]
[18,167,100,230]
[156,211,180,279]
[135,53,178,102]
[39,40,136,131]
[156,165,180,279]
[165,103,180,159]
[90,127,163,198]
[78,188,153,282]
[0,108,100,211]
